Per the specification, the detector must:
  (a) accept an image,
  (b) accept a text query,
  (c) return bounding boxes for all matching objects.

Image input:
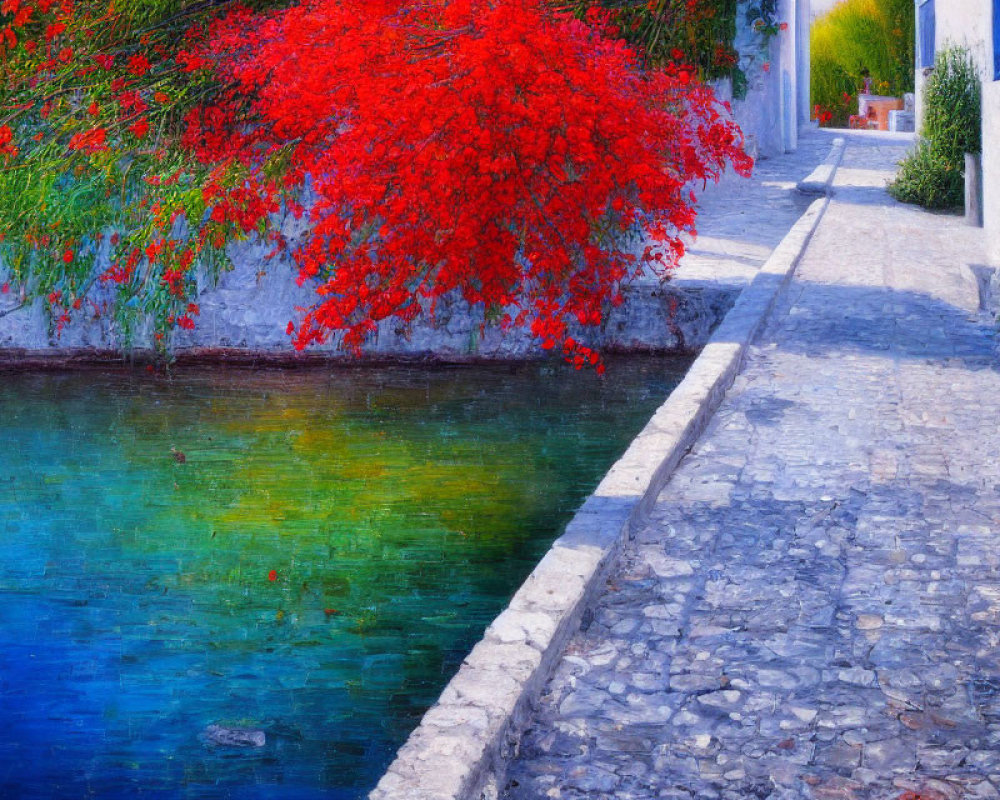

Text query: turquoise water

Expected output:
[0,358,690,798]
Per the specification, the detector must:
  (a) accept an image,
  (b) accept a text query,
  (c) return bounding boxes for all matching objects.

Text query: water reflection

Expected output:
[0,358,690,798]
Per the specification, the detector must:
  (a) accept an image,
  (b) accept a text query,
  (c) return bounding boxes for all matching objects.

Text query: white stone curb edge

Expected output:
[368,150,842,800]
[797,136,846,195]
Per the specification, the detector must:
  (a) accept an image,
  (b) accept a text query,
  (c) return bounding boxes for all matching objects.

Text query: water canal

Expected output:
[0,357,691,798]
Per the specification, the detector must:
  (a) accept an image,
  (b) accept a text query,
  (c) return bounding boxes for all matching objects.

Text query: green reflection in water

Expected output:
[0,358,691,799]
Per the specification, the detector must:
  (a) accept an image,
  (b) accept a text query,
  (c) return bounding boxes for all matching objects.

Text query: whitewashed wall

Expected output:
[722,0,810,159]
[985,83,1000,265]
[917,0,999,266]
[0,230,742,361]
[915,0,989,122]
[797,0,812,127]
[981,24,1000,266]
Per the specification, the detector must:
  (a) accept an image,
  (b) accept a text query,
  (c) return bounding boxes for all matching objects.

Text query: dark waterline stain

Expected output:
[0,356,691,799]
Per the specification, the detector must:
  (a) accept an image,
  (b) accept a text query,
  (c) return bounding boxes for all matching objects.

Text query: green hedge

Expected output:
[889,47,981,210]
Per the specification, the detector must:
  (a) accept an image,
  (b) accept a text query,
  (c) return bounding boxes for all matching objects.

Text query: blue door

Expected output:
[918,0,935,69]
[994,0,1000,79]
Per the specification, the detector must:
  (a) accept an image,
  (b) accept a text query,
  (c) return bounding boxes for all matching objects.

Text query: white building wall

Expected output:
[780,0,798,151]
[985,71,1000,265]
[917,0,999,265]
[727,34,784,158]
[725,0,809,157]
[914,0,986,131]
[797,0,812,126]
[935,0,989,64]
[978,4,1000,265]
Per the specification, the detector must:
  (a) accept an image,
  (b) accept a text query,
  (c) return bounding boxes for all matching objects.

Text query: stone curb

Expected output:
[368,158,841,800]
[797,136,846,195]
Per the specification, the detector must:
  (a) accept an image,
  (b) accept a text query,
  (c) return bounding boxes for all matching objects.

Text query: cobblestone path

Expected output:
[662,128,831,290]
[502,132,1000,799]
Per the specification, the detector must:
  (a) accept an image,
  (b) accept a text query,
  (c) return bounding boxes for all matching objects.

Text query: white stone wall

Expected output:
[934,0,989,66]
[915,1,989,128]
[721,46,782,158]
[779,0,799,151]
[797,0,812,127]
[914,0,989,131]
[985,77,1000,265]
[726,0,809,159]
[918,0,999,266]
[0,233,740,361]
[980,12,1000,266]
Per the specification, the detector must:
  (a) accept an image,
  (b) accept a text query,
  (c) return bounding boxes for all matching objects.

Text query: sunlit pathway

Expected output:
[654,128,831,293]
[502,132,1000,799]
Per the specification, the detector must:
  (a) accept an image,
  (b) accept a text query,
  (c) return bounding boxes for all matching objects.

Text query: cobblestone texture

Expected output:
[502,131,1000,800]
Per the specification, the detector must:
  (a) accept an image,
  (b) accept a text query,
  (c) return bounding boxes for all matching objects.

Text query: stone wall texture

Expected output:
[0,205,753,361]
[725,0,788,159]
[0,238,741,363]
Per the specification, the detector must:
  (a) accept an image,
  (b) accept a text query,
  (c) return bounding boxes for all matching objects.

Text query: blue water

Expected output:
[0,359,690,798]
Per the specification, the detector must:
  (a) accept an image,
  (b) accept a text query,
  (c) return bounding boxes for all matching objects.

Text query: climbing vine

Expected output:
[555,0,741,83]
[0,0,290,341]
[745,0,781,37]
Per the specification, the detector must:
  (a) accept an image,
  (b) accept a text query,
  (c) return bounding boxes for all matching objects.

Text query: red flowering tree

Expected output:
[1,0,752,367]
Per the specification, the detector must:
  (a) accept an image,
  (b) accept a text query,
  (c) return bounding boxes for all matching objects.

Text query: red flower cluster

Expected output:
[814,90,855,127]
[2,0,751,365]
[0,123,17,160]
[182,0,751,363]
[713,42,738,69]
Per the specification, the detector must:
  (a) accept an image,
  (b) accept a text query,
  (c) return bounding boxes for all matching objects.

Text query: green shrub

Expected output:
[811,0,913,127]
[889,47,981,210]
[922,47,982,161]
[889,141,965,209]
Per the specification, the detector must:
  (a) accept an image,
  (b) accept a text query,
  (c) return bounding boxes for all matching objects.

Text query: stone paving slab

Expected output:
[501,131,1000,800]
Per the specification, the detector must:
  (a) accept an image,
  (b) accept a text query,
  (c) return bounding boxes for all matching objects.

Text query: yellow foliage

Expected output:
[811,0,914,125]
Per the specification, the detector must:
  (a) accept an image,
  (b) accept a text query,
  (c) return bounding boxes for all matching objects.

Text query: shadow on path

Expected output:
[765,280,997,369]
